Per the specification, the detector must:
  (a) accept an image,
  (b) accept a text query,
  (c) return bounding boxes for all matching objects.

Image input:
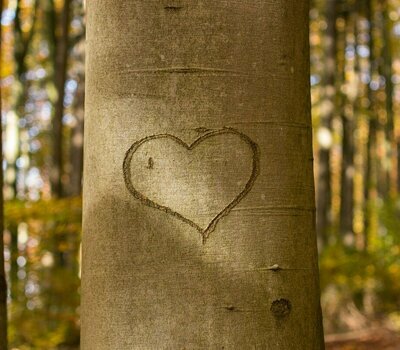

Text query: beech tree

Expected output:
[0,0,8,347]
[82,1,324,349]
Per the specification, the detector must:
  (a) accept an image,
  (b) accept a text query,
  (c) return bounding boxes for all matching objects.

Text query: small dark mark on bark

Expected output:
[147,157,154,169]
[194,127,212,133]
[219,305,260,313]
[244,265,311,273]
[270,299,291,319]
[163,0,183,10]
[164,5,182,10]
[278,54,289,66]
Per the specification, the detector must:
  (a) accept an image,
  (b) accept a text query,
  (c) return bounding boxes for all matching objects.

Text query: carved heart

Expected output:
[123,128,259,242]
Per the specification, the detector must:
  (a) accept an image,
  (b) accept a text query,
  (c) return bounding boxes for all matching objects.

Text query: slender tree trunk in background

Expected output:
[7,0,37,199]
[381,0,395,195]
[67,78,84,196]
[51,0,71,197]
[340,113,355,241]
[0,0,8,347]
[373,0,389,198]
[4,2,38,320]
[363,0,377,250]
[316,0,336,247]
[339,8,355,243]
[0,100,7,350]
[82,1,324,349]
[398,142,400,194]
[364,119,377,250]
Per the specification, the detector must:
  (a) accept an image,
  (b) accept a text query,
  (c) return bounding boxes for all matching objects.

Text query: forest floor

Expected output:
[325,327,400,349]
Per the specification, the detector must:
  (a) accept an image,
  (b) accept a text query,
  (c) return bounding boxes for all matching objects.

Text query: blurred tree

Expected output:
[339,1,356,244]
[364,0,378,250]
[64,0,85,197]
[8,1,38,304]
[8,0,38,199]
[0,0,8,347]
[5,198,81,349]
[316,0,336,246]
[381,0,395,196]
[66,61,84,197]
[49,0,71,198]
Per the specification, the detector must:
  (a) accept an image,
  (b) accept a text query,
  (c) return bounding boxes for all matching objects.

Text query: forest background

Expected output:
[1,0,400,349]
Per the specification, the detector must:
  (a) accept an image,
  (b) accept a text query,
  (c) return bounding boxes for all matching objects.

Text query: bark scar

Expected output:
[122,127,260,243]
[163,0,183,10]
[270,299,291,319]
[147,157,154,169]
[164,5,182,10]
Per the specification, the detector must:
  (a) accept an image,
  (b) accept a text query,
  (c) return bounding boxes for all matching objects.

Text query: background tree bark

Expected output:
[0,0,8,347]
[339,5,355,243]
[82,1,324,349]
[316,0,336,247]
[364,0,377,250]
[50,0,71,197]
[380,0,395,195]
[66,74,84,196]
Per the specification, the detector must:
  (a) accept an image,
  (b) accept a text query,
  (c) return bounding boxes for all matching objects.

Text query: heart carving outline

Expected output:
[123,127,260,243]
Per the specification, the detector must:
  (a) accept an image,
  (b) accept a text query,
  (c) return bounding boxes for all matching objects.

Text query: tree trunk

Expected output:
[381,0,395,195]
[0,0,8,347]
[5,0,37,199]
[51,0,71,197]
[82,1,324,349]
[363,0,377,250]
[316,0,336,246]
[66,76,84,197]
[339,7,355,243]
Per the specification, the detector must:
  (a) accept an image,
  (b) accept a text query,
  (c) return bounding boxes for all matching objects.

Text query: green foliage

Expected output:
[373,198,400,312]
[5,197,82,350]
[320,197,400,317]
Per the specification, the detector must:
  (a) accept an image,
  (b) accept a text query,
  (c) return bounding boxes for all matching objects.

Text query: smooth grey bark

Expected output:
[82,1,324,349]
